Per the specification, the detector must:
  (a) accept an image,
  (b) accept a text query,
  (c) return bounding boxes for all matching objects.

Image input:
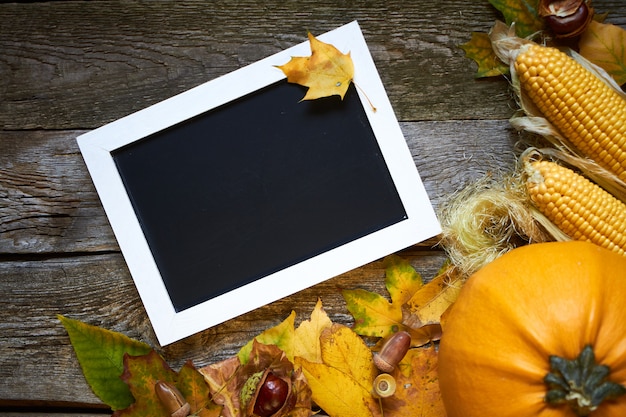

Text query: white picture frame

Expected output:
[77,21,441,345]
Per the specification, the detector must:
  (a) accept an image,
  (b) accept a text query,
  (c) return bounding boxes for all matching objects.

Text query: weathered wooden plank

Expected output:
[3,0,622,130]
[0,247,446,406]
[0,0,512,129]
[0,120,519,254]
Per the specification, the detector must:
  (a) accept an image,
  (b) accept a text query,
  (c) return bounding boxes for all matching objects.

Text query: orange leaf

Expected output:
[277,32,354,101]
[381,345,445,417]
[579,20,626,86]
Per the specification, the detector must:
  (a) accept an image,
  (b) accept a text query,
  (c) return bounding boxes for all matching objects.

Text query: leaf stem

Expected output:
[544,345,626,415]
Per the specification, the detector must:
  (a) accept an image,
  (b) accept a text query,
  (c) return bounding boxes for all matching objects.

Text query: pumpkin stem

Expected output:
[544,345,626,415]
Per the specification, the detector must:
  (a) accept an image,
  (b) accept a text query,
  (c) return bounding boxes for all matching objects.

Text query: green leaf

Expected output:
[58,315,153,410]
[113,351,178,417]
[460,32,510,78]
[237,311,296,364]
[488,0,544,38]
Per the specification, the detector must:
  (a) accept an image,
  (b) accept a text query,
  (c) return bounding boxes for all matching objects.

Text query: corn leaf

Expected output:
[488,0,543,38]
[579,20,626,86]
[57,315,153,410]
[460,32,510,78]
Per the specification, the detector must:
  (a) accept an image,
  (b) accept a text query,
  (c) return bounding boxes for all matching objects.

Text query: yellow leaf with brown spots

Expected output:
[277,32,354,101]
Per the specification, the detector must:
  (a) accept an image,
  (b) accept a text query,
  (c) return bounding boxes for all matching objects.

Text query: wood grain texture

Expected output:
[0,248,446,406]
[1,0,624,411]
[0,120,517,254]
[1,0,509,129]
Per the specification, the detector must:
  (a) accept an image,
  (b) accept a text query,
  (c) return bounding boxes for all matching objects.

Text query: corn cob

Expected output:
[524,158,626,255]
[514,44,626,182]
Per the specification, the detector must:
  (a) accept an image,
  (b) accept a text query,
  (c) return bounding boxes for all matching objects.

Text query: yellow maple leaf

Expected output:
[277,32,354,101]
[579,20,626,86]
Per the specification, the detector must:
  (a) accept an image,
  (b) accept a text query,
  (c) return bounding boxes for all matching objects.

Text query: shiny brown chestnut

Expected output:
[373,330,411,373]
[539,0,594,38]
[253,372,290,417]
[155,380,191,417]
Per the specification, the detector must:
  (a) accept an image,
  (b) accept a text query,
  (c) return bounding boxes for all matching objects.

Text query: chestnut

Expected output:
[253,372,289,417]
[539,0,594,38]
[373,330,411,373]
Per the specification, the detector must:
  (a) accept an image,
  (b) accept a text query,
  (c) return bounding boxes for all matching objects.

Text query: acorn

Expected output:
[373,331,411,373]
[539,0,594,38]
[154,380,191,417]
[373,373,397,398]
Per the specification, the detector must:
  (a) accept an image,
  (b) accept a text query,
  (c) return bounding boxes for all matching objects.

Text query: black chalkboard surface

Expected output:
[113,80,407,312]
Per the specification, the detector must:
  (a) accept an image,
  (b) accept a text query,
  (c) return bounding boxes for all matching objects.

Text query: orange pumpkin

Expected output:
[438,241,626,416]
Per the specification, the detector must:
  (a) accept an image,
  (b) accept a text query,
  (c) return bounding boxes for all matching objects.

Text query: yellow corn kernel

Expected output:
[515,44,626,182]
[525,159,626,255]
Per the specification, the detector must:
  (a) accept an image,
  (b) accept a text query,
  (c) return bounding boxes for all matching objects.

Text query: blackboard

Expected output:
[113,80,407,312]
[77,21,440,345]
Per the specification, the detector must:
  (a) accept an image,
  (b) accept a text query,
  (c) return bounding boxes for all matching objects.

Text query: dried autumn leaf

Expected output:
[579,20,626,86]
[460,32,510,78]
[201,341,311,417]
[293,298,333,363]
[113,351,178,417]
[489,0,543,38]
[381,345,445,417]
[402,266,463,332]
[178,362,223,417]
[199,356,242,417]
[277,32,354,101]
[295,324,380,417]
[343,255,423,338]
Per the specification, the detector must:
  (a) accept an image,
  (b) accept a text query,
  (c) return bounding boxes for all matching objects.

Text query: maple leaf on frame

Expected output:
[277,32,355,101]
